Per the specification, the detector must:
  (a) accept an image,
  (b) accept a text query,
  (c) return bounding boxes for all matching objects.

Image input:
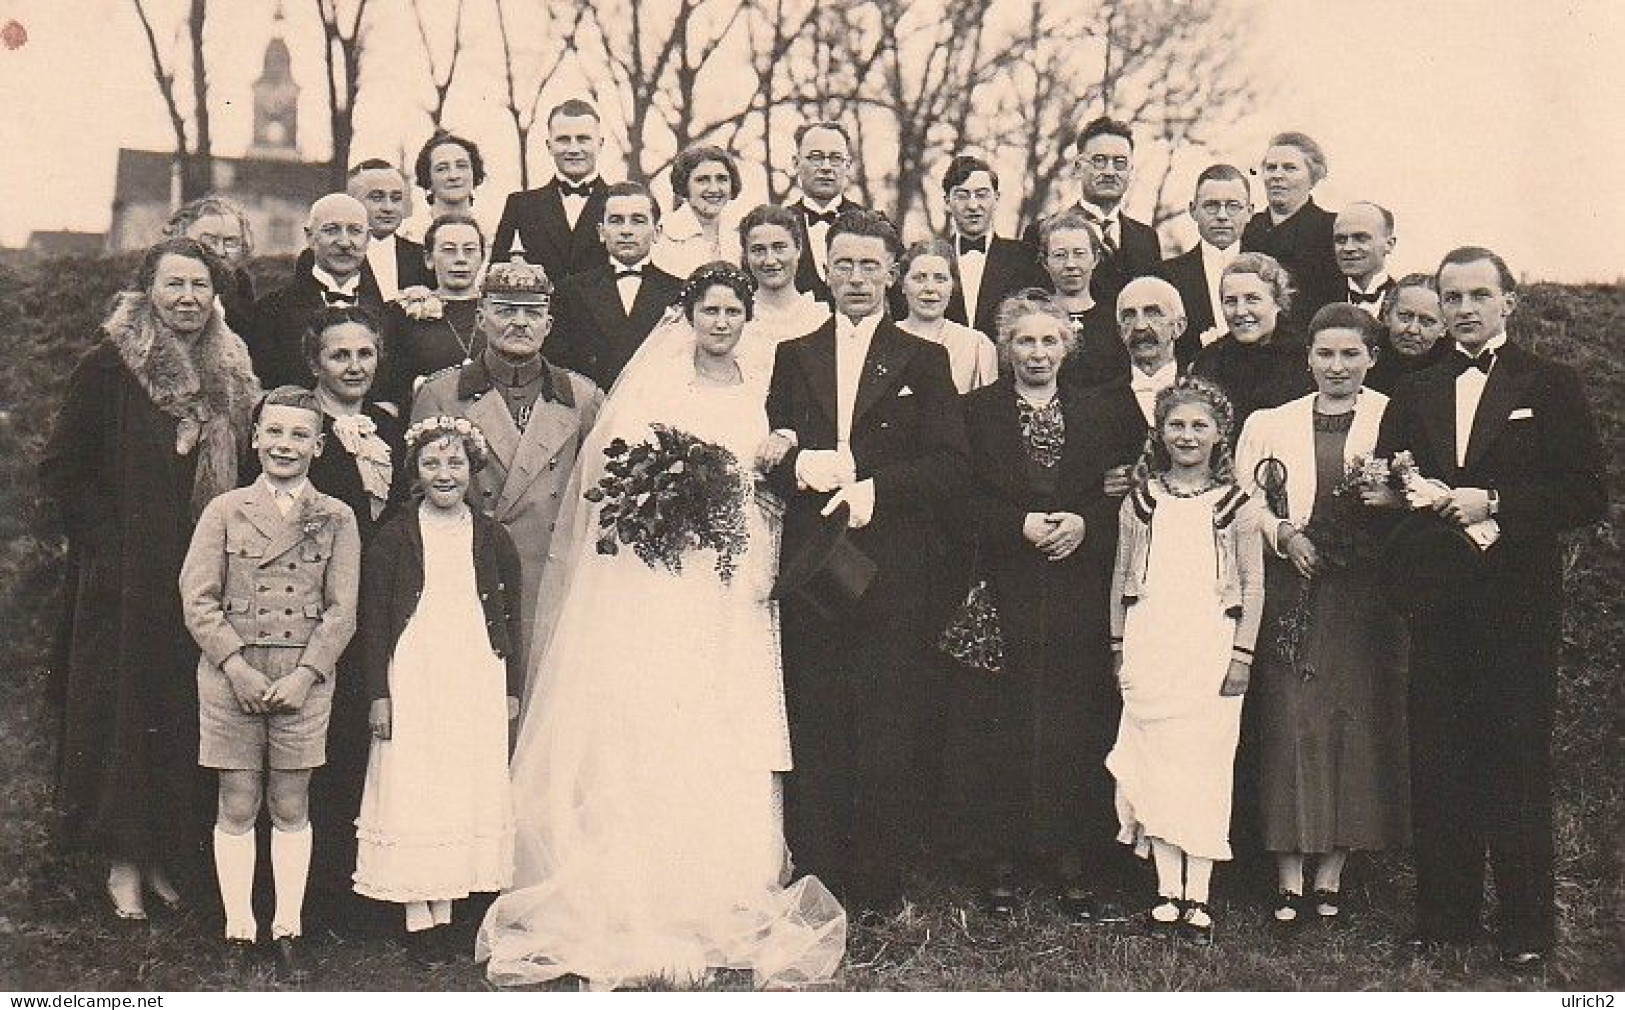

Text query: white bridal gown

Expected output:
[476,323,846,990]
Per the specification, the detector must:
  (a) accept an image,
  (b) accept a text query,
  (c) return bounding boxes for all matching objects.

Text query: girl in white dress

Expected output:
[1107,376,1264,944]
[477,262,845,990]
[353,418,522,942]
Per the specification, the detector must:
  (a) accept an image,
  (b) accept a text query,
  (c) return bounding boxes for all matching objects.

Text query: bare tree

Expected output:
[409,0,467,128]
[494,0,586,189]
[131,0,213,201]
[991,0,1254,239]
[315,0,373,189]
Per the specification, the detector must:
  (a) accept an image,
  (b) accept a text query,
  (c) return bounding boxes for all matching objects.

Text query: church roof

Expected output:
[112,149,330,206]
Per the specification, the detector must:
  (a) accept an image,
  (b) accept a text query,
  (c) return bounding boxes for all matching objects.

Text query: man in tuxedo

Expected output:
[1241,132,1343,328]
[1115,276,1186,427]
[787,121,865,303]
[412,259,604,665]
[347,159,434,300]
[1023,116,1161,312]
[249,193,390,391]
[547,182,682,389]
[1373,246,1605,971]
[1159,164,1250,366]
[490,98,611,281]
[1334,201,1397,316]
[939,153,1046,335]
[767,209,968,912]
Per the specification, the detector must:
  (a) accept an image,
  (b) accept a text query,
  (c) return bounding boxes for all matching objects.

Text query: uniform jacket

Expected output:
[179,481,362,681]
[359,507,524,702]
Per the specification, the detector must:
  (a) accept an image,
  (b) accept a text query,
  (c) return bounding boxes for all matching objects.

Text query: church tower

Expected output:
[247,3,300,160]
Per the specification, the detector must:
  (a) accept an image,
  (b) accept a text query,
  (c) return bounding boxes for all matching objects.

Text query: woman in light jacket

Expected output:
[1235,303,1409,927]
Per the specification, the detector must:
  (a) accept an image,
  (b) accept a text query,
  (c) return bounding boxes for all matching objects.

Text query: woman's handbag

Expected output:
[937,544,1005,674]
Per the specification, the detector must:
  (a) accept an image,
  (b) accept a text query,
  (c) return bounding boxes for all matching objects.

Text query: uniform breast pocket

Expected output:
[299,534,333,563]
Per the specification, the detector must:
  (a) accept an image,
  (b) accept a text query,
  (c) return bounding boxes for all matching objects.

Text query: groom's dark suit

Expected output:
[1374,339,1604,953]
[767,314,968,911]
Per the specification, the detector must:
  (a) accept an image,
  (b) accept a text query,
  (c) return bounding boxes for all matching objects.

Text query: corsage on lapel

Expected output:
[295,496,337,546]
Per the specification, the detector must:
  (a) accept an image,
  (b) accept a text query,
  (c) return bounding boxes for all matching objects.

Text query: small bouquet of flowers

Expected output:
[1274,453,1402,677]
[583,424,749,582]
[396,285,444,321]
[1388,449,1501,550]
[294,495,337,546]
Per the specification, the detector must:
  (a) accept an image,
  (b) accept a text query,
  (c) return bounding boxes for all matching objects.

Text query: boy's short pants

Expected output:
[199,644,333,770]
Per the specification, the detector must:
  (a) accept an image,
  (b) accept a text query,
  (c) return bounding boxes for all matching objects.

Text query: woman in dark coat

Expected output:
[1192,251,1315,438]
[945,291,1144,918]
[41,237,261,920]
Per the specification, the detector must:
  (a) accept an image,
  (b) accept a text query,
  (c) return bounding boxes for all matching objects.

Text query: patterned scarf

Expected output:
[1015,393,1065,469]
[103,291,261,519]
[329,412,393,520]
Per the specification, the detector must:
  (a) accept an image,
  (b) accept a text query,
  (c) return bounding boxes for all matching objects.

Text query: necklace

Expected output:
[442,312,474,363]
[1159,473,1217,498]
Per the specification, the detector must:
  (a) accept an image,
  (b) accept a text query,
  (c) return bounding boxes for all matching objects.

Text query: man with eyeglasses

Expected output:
[1159,164,1252,366]
[788,121,866,303]
[250,193,396,392]
[767,209,968,915]
[1023,116,1161,313]
[939,154,1047,336]
[412,258,605,662]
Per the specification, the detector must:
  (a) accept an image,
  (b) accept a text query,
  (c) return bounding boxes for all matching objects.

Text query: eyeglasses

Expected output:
[1082,155,1131,172]
[1197,200,1248,217]
[829,259,889,279]
[802,153,850,168]
[949,187,995,202]
[1046,249,1096,263]
[197,234,244,253]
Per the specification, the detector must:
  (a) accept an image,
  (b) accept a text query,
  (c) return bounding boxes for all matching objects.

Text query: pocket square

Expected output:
[1508,407,1533,420]
[897,385,914,397]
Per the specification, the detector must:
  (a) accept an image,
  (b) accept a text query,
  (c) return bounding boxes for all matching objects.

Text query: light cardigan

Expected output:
[650,201,744,280]
[1235,388,1389,556]
[1109,480,1265,667]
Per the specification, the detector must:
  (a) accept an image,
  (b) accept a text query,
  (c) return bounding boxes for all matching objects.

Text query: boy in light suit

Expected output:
[181,386,361,977]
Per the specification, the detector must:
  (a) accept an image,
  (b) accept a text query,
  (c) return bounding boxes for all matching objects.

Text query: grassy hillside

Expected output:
[0,257,1617,990]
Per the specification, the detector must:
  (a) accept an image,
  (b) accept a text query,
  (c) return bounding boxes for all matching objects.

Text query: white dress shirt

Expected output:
[1454,331,1506,467]
[796,193,845,279]
[955,233,989,326]
[560,173,600,230]
[613,256,649,314]
[1347,272,1393,318]
[311,264,362,303]
[260,475,310,518]
[1129,359,1180,425]
[365,233,402,301]
[1200,239,1240,341]
[835,311,882,443]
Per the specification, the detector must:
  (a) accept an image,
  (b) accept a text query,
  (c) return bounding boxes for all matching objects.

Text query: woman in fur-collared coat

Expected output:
[41,237,260,920]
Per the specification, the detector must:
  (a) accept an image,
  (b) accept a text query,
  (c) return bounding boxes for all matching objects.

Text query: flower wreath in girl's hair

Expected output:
[403,415,491,477]
[1130,374,1238,490]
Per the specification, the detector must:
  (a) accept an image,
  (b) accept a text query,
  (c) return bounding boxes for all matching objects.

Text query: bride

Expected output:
[476,262,846,990]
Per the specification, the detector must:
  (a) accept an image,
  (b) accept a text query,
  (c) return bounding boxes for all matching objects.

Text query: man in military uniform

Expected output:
[412,260,604,665]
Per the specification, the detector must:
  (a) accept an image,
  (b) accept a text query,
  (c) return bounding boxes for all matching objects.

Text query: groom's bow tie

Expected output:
[958,235,988,255]
[558,179,594,198]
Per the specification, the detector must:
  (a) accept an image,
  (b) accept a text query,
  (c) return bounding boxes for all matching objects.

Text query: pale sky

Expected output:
[1,0,1622,282]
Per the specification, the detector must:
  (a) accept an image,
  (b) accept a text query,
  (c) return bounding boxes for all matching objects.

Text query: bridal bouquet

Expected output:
[1274,453,1401,678]
[584,424,749,582]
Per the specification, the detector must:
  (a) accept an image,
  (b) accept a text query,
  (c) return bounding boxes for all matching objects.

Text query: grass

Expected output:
[0,262,1619,991]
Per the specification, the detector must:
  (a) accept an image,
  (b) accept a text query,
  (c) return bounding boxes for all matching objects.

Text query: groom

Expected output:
[767,209,968,913]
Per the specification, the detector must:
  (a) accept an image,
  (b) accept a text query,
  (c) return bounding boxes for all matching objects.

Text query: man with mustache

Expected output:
[292,161,434,305]
[939,153,1046,337]
[1023,116,1162,313]
[1334,201,1398,317]
[1159,164,1251,367]
[250,194,393,391]
[491,99,613,282]
[411,259,604,665]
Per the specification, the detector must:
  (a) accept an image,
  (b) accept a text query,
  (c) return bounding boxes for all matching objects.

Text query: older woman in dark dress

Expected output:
[945,291,1143,918]
[1362,273,1450,394]
[41,237,261,920]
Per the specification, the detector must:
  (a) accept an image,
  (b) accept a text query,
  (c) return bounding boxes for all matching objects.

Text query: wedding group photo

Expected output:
[0,0,1619,995]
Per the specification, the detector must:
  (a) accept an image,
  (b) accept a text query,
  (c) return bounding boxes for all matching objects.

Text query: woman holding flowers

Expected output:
[1235,303,1409,926]
[478,262,845,990]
